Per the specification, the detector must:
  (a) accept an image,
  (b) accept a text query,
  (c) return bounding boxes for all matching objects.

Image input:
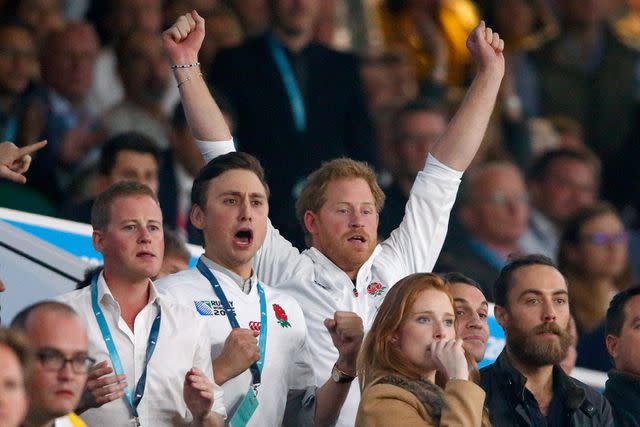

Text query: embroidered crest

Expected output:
[248,321,261,332]
[272,304,291,328]
[366,282,385,297]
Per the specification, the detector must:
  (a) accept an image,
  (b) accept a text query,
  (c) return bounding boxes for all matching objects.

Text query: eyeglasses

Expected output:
[35,348,95,374]
[582,231,629,246]
[475,192,530,206]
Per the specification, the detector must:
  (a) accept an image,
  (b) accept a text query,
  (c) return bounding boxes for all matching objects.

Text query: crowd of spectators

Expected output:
[2,0,640,426]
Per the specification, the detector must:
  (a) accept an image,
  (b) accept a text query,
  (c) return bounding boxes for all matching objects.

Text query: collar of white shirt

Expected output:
[199,255,258,294]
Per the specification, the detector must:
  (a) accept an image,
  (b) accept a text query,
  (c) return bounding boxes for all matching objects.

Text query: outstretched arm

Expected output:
[162,11,231,142]
[429,21,505,171]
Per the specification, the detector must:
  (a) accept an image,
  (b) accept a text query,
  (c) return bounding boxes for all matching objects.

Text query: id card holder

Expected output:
[229,387,259,427]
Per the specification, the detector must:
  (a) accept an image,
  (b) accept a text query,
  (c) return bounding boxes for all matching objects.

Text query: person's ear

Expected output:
[92,230,105,253]
[605,334,619,360]
[494,304,508,330]
[190,205,205,230]
[303,210,319,236]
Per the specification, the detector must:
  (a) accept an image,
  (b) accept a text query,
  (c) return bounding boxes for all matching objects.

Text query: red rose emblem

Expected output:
[367,282,386,297]
[272,304,291,328]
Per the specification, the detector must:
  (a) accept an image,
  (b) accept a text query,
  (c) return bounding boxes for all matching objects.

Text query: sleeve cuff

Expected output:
[425,153,464,180]
[196,138,236,163]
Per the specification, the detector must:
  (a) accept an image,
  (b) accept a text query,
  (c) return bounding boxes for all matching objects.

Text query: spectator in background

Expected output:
[210,0,376,248]
[59,132,160,225]
[0,327,30,427]
[11,301,91,427]
[25,22,101,205]
[533,0,637,205]
[100,30,171,150]
[86,0,169,116]
[481,255,613,426]
[0,23,37,145]
[520,148,600,260]
[442,272,490,363]
[435,162,529,298]
[156,228,190,279]
[378,98,447,239]
[377,0,479,89]
[604,286,640,426]
[558,202,633,335]
[5,0,65,42]
[356,273,488,426]
[228,0,271,36]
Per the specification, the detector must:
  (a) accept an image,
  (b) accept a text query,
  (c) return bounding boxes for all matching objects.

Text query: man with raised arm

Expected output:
[163,10,504,426]
[159,14,365,426]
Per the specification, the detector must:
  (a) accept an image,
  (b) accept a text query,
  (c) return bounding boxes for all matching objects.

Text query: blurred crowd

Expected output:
[2,0,640,377]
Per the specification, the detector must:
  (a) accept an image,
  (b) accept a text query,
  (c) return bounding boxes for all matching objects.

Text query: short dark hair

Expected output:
[191,151,269,208]
[606,286,640,336]
[76,266,103,290]
[11,301,78,330]
[441,272,484,293]
[98,132,160,176]
[527,148,600,183]
[493,254,561,307]
[91,181,160,230]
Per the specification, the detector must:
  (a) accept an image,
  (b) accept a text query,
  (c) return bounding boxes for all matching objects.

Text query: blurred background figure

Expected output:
[156,229,191,279]
[0,327,30,427]
[378,98,447,238]
[559,202,633,335]
[559,202,633,372]
[520,148,600,260]
[356,273,489,426]
[435,162,529,298]
[377,0,479,90]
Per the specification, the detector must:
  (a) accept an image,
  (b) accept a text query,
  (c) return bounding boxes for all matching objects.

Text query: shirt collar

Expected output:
[494,350,586,410]
[97,271,159,307]
[200,255,257,294]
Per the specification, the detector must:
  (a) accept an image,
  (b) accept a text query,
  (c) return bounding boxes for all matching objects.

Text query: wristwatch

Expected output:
[331,363,356,383]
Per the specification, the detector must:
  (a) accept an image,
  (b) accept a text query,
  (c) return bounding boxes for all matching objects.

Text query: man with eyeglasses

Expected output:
[11,301,91,427]
[434,161,529,299]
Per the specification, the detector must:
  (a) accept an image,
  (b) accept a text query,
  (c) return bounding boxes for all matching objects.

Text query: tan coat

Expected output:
[356,378,486,427]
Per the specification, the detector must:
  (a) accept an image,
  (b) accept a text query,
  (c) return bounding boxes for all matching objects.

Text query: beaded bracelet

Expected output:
[171,62,200,69]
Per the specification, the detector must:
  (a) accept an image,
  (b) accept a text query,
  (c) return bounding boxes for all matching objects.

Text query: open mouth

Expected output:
[347,235,367,244]
[234,229,254,247]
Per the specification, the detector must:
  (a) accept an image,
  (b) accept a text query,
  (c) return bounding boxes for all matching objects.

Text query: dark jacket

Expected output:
[480,351,613,427]
[604,370,640,426]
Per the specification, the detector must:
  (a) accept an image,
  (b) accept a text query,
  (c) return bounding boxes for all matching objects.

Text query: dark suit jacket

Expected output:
[210,33,375,247]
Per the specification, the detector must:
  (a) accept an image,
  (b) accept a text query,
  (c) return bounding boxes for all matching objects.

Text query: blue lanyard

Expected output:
[268,34,306,133]
[90,274,161,423]
[196,258,267,387]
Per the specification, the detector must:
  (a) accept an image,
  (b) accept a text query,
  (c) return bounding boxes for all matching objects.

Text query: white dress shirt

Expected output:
[58,273,225,426]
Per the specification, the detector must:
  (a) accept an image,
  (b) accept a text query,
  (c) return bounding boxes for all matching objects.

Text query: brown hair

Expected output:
[91,181,159,230]
[357,273,454,389]
[558,202,633,333]
[0,327,32,381]
[296,158,385,246]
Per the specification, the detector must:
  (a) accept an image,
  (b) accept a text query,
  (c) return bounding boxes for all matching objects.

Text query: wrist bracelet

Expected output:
[171,62,200,69]
[177,73,203,87]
